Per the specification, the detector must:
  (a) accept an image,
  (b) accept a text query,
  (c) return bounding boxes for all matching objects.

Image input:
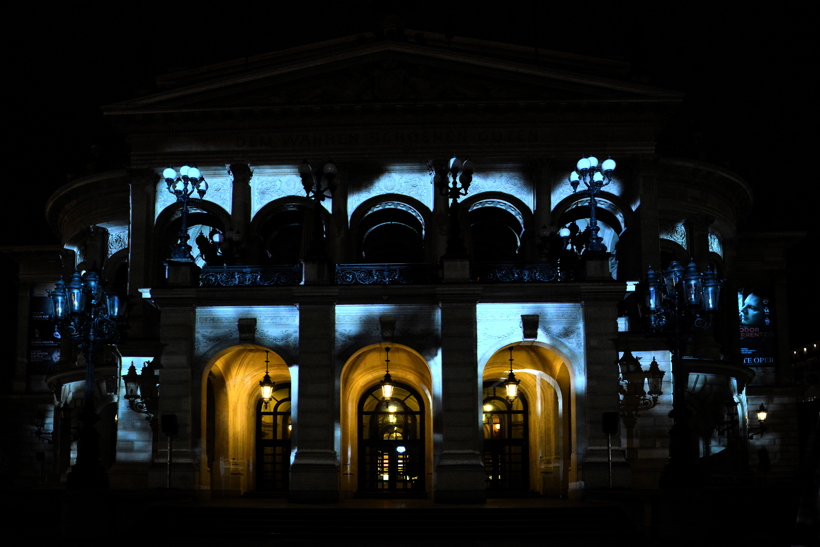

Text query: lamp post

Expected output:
[162,165,208,260]
[568,156,616,253]
[48,270,128,489]
[427,157,474,258]
[122,360,159,421]
[643,260,722,488]
[298,159,337,260]
[618,352,665,418]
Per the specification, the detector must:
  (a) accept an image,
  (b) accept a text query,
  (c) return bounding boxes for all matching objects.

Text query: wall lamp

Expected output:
[749,403,768,439]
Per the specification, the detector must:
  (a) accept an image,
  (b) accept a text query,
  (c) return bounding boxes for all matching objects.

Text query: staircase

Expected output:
[156,504,635,544]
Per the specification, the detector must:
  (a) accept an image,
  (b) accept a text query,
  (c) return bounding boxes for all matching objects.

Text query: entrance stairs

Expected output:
[153,498,636,545]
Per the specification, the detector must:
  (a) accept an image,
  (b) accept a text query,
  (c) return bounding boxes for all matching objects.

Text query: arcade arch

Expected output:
[340,344,433,498]
[482,343,575,496]
[200,344,291,496]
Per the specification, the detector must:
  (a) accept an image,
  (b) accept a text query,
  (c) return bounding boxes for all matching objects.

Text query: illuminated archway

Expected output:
[200,344,291,496]
[340,344,433,497]
[482,343,575,496]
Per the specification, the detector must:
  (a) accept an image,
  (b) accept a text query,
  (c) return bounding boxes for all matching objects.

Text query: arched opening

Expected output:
[358,382,424,493]
[482,343,575,497]
[468,201,524,262]
[201,345,291,496]
[158,208,228,268]
[358,203,425,262]
[340,344,433,498]
[256,205,309,264]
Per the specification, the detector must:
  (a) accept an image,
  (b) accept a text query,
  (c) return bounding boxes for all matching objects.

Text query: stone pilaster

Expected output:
[289,288,339,502]
[149,304,197,490]
[579,283,628,489]
[435,287,485,503]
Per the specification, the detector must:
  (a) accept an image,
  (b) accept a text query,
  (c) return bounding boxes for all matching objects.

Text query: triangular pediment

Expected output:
[105,31,681,115]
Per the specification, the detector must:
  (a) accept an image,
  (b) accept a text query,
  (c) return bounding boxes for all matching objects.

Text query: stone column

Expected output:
[149,304,197,490]
[637,157,661,272]
[289,288,339,502]
[127,169,159,340]
[228,164,252,262]
[579,283,627,490]
[687,213,715,270]
[435,287,485,503]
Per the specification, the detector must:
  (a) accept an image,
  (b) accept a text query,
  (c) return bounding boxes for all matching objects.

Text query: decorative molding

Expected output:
[469,171,533,212]
[250,173,305,219]
[107,227,129,258]
[195,306,299,359]
[348,172,432,219]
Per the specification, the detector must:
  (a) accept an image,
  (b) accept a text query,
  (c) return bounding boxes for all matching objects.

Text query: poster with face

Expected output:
[738,288,775,366]
[29,295,61,374]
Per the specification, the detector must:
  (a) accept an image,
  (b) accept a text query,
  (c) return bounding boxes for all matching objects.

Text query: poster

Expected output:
[738,287,776,366]
[28,295,61,374]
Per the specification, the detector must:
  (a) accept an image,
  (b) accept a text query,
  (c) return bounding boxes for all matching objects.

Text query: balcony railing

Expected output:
[200,265,302,287]
[199,261,573,287]
[472,261,571,283]
[335,263,439,285]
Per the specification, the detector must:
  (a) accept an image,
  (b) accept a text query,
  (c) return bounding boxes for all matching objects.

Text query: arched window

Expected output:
[483,382,528,491]
[163,210,226,268]
[358,382,424,494]
[257,206,309,265]
[468,201,524,262]
[358,203,425,263]
[257,383,291,491]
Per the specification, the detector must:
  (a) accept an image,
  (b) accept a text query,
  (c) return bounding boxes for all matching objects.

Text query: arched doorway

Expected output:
[256,383,291,491]
[482,382,528,491]
[339,344,433,498]
[201,345,291,496]
[482,343,575,497]
[358,382,424,493]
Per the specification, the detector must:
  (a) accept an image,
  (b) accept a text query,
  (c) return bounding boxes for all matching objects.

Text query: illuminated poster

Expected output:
[738,287,775,366]
[29,296,61,374]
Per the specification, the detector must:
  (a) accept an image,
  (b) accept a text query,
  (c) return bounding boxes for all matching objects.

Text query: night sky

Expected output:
[6,4,817,341]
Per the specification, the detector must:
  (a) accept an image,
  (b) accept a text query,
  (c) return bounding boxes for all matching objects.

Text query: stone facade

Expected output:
[1,29,807,502]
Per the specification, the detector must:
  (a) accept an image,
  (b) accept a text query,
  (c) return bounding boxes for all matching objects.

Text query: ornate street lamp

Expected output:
[123,361,159,421]
[163,165,208,260]
[259,351,275,409]
[48,270,128,489]
[380,346,394,401]
[618,352,665,418]
[504,346,520,403]
[568,156,616,253]
[642,260,722,489]
[427,157,474,258]
[298,159,337,260]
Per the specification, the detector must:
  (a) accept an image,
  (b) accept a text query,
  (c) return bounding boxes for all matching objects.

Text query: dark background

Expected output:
[6,3,817,343]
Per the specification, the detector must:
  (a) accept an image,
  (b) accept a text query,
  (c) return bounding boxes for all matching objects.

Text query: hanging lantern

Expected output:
[504,346,520,403]
[259,351,275,409]
[380,347,394,400]
[756,403,768,424]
